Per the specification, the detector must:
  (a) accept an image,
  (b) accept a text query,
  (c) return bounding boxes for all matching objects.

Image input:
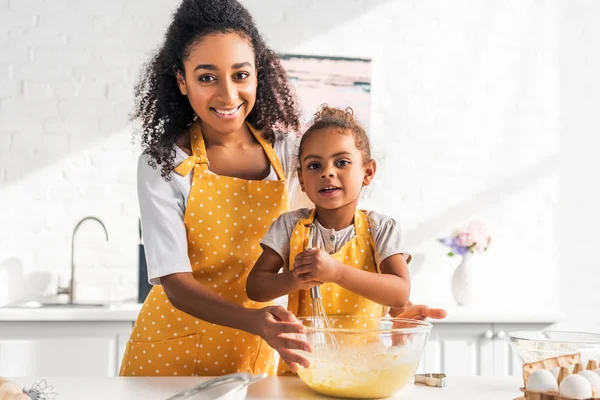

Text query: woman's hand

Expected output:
[252,306,311,373]
[388,303,447,346]
[293,248,341,284]
[389,303,447,320]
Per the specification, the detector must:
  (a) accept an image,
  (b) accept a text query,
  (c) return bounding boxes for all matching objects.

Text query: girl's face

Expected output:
[177,32,257,135]
[298,128,376,211]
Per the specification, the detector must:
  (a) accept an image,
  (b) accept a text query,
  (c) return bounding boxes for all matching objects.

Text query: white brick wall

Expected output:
[0,0,598,331]
[0,0,175,303]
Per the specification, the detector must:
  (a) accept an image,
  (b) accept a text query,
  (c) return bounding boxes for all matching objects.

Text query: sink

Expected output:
[5,301,110,309]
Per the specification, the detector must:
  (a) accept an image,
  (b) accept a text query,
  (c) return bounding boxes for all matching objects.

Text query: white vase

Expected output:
[451,253,477,306]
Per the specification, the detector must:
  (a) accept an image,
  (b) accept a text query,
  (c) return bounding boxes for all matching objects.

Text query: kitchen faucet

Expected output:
[57,216,109,304]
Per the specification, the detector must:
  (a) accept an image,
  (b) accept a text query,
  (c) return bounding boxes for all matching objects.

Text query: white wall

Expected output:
[555,0,600,332]
[0,0,598,330]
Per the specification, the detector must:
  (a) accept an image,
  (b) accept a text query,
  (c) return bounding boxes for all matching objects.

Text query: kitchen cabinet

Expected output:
[0,321,133,377]
[0,305,561,377]
[415,322,551,377]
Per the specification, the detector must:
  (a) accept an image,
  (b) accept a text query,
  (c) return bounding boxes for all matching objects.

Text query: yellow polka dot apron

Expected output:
[277,209,383,375]
[120,122,288,377]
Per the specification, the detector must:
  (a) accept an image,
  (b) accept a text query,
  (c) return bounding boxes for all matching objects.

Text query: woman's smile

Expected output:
[211,103,244,119]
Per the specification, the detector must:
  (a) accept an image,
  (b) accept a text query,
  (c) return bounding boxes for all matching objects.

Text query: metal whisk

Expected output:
[303,226,339,352]
[309,285,339,352]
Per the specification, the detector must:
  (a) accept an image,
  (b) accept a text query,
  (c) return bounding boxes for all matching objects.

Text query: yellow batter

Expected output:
[296,344,420,399]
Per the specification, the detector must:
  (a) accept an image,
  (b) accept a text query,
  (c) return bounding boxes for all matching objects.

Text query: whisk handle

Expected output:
[310,286,321,299]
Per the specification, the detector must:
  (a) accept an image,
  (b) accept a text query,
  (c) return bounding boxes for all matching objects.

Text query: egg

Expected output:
[550,367,561,378]
[594,367,600,376]
[579,370,600,394]
[559,374,593,399]
[526,369,559,393]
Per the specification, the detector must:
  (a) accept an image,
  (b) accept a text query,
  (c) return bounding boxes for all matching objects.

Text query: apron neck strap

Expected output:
[246,123,286,181]
[188,121,286,180]
[300,209,371,249]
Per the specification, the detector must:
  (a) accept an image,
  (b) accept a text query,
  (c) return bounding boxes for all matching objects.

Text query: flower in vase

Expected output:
[439,220,492,257]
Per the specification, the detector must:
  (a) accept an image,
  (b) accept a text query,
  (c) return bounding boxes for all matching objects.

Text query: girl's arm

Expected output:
[247,246,323,302]
[246,247,296,302]
[293,250,410,308]
[340,253,410,308]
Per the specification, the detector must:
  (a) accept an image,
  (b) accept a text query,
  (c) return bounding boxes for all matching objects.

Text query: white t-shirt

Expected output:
[138,135,311,285]
[260,208,411,273]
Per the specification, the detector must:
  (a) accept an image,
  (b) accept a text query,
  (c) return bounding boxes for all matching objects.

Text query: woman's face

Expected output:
[177,32,257,135]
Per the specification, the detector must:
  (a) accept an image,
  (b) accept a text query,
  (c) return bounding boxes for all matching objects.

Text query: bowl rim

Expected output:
[296,316,432,334]
[508,330,600,344]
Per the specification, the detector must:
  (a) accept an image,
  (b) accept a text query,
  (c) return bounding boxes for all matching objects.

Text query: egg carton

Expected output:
[514,354,600,400]
[523,353,581,383]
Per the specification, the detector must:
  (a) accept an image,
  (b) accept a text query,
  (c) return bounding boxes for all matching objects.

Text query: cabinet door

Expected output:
[416,324,495,376]
[0,321,132,377]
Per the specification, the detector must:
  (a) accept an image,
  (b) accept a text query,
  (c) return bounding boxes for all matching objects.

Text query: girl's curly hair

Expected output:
[133,0,301,178]
[299,104,372,164]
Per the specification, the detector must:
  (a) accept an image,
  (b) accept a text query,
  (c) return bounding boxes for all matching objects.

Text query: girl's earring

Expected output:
[192,113,199,121]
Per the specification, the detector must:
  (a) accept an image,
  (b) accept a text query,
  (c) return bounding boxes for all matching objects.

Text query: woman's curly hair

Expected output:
[133,0,301,178]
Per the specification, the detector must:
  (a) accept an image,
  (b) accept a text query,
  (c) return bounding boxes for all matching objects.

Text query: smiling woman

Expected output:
[120,0,311,378]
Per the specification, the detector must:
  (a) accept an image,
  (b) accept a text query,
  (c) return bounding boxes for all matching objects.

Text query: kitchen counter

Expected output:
[10,376,523,400]
[0,303,142,321]
[432,306,563,324]
[0,302,563,323]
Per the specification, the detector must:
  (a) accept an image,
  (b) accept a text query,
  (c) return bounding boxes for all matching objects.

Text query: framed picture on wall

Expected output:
[278,53,372,133]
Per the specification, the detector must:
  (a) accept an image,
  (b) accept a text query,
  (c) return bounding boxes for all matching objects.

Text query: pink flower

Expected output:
[439,220,491,257]
[464,220,491,253]
[456,232,473,247]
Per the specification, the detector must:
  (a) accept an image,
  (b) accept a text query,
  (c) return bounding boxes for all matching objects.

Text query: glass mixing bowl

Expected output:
[293,316,432,399]
[509,330,600,364]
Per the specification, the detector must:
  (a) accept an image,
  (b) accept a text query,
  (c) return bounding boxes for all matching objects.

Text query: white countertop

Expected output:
[433,307,563,324]
[9,376,523,400]
[0,303,143,322]
[0,302,563,324]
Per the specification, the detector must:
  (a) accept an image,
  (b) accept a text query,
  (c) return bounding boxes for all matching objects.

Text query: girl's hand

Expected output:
[293,248,341,284]
[292,273,323,291]
[252,306,311,373]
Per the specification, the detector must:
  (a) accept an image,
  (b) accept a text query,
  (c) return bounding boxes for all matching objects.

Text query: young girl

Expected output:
[247,105,413,373]
[120,0,313,377]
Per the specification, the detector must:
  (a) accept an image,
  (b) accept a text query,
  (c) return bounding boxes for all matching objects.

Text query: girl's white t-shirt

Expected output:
[137,135,311,285]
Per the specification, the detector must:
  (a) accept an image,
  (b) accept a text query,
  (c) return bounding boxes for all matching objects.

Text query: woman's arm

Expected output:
[162,272,310,371]
[293,250,410,308]
[388,301,447,320]
[163,272,264,332]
